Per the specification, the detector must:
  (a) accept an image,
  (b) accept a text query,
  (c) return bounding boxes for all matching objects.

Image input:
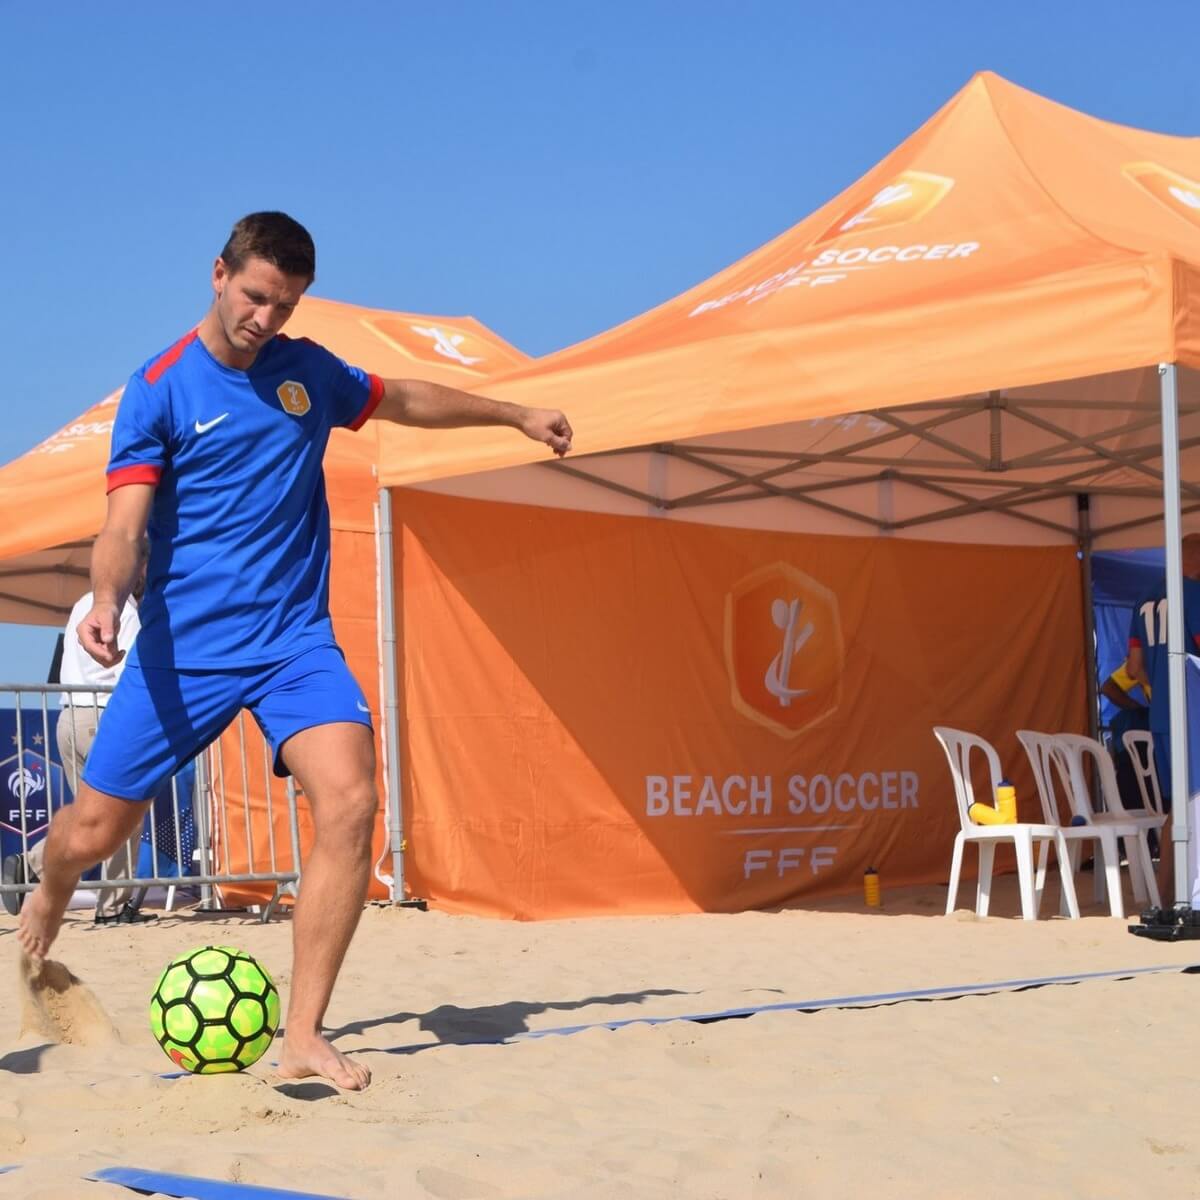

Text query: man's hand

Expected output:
[78,601,124,667]
[519,407,573,457]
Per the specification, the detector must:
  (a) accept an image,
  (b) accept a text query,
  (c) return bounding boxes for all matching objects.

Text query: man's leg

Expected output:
[17,782,150,964]
[275,721,376,1091]
[56,705,138,920]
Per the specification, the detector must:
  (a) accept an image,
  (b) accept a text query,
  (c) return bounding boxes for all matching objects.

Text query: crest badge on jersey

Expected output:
[276,380,311,416]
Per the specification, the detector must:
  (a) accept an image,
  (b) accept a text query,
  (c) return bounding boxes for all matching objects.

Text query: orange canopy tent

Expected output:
[379,69,1200,544]
[370,73,1200,916]
[378,71,1200,546]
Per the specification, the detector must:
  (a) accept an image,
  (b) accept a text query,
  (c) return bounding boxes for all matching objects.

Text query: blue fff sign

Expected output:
[0,708,105,882]
[0,749,62,845]
[0,709,72,864]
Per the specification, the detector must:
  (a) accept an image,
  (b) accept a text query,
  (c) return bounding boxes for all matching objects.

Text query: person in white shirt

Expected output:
[3,550,149,922]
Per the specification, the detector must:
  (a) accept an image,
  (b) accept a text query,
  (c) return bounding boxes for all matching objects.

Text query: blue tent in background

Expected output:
[1092,548,1164,731]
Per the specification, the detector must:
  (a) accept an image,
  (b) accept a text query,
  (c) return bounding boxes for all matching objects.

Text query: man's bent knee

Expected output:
[313,784,376,849]
[343,784,378,838]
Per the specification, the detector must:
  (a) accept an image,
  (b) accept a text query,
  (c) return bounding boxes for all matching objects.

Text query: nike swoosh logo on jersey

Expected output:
[194,413,230,434]
[356,701,370,713]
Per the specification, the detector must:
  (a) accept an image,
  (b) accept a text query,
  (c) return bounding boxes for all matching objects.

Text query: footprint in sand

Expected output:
[415,1165,503,1199]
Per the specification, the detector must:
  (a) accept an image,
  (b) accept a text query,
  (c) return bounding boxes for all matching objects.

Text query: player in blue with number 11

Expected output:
[17,212,573,1091]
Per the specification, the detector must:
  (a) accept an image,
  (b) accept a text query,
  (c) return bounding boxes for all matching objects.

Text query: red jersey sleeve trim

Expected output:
[349,374,385,432]
[1128,636,1143,649]
[106,464,162,493]
[145,329,198,385]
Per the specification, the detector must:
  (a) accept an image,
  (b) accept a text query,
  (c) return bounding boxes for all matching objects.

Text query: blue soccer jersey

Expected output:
[1127,575,1200,733]
[107,330,383,668]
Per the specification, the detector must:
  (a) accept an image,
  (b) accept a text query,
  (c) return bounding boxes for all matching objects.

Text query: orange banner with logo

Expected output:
[392,490,1087,918]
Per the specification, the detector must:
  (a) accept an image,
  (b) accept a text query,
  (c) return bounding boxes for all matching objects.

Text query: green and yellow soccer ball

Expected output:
[150,946,281,1074]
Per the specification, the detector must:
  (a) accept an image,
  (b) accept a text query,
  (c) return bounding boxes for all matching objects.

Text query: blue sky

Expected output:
[0,1,1196,683]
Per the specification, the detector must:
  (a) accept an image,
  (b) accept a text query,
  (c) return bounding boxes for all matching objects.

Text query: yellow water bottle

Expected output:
[863,866,881,908]
[995,780,1018,824]
[969,801,1005,824]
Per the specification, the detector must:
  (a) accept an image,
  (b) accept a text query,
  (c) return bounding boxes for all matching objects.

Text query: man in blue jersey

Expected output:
[1126,533,1200,901]
[16,212,573,1090]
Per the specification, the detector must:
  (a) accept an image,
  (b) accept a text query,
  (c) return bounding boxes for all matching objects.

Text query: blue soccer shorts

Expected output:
[82,643,374,802]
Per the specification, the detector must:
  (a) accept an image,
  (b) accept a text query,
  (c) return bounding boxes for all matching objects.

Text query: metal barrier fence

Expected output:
[0,684,301,921]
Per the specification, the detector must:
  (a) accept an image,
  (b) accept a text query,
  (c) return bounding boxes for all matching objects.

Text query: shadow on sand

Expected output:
[0,1042,52,1074]
[328,987,704,1056]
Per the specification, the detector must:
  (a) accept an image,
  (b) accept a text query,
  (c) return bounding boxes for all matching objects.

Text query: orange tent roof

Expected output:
[0,297,527,622]
[375,72,1200,497]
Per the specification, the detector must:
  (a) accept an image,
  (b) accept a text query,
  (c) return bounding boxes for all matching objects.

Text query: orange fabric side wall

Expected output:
[393,490,1087,919]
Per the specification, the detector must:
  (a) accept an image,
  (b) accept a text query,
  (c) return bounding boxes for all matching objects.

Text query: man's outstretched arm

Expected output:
[375,379,573,457]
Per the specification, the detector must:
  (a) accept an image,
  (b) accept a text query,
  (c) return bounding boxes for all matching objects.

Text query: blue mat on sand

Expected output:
[511,962,1200,1040]
[87,1166,350,1199]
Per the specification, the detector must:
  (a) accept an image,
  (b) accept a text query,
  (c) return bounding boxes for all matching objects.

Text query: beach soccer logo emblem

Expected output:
[1123,162,1200,230]
[276,380,311,416]
[359,317,491,371]
[813,169,954,245]
[724,563,844,739]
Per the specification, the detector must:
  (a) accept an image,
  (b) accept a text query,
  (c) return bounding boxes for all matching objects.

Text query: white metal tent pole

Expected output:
[1159,364,1191,905]
[1077,495,1100,744]
[378,486,407,902]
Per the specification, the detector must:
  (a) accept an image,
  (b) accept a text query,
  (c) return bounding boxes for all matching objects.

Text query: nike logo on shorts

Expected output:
[194,413,230,434]
[356,701,370,713]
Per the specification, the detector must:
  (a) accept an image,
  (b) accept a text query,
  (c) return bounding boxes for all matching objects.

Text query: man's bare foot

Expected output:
[16,885,66,968]
[278,1032,371,1091]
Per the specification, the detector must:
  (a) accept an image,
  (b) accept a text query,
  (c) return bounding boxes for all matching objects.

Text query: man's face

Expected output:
[211,256,309,360]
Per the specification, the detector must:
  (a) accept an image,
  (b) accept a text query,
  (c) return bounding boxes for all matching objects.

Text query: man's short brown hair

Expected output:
[219,212,316,283]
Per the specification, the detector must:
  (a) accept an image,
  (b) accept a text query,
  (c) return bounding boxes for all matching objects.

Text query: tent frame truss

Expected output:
[540,391,1200,543]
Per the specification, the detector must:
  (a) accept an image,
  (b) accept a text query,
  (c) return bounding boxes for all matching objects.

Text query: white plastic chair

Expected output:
[1052,732,1163,910]
[934,726,1079,920]
[1017,729,1143,919]
[1122,729,1166,818]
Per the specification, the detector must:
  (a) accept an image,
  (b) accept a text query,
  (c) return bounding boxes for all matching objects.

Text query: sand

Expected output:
[1,874,1199,1199]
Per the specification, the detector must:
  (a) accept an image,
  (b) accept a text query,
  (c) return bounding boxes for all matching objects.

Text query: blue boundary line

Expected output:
[508,961,1199,1040]
[88,1164,350,1199]
[343,960,1200,1058]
